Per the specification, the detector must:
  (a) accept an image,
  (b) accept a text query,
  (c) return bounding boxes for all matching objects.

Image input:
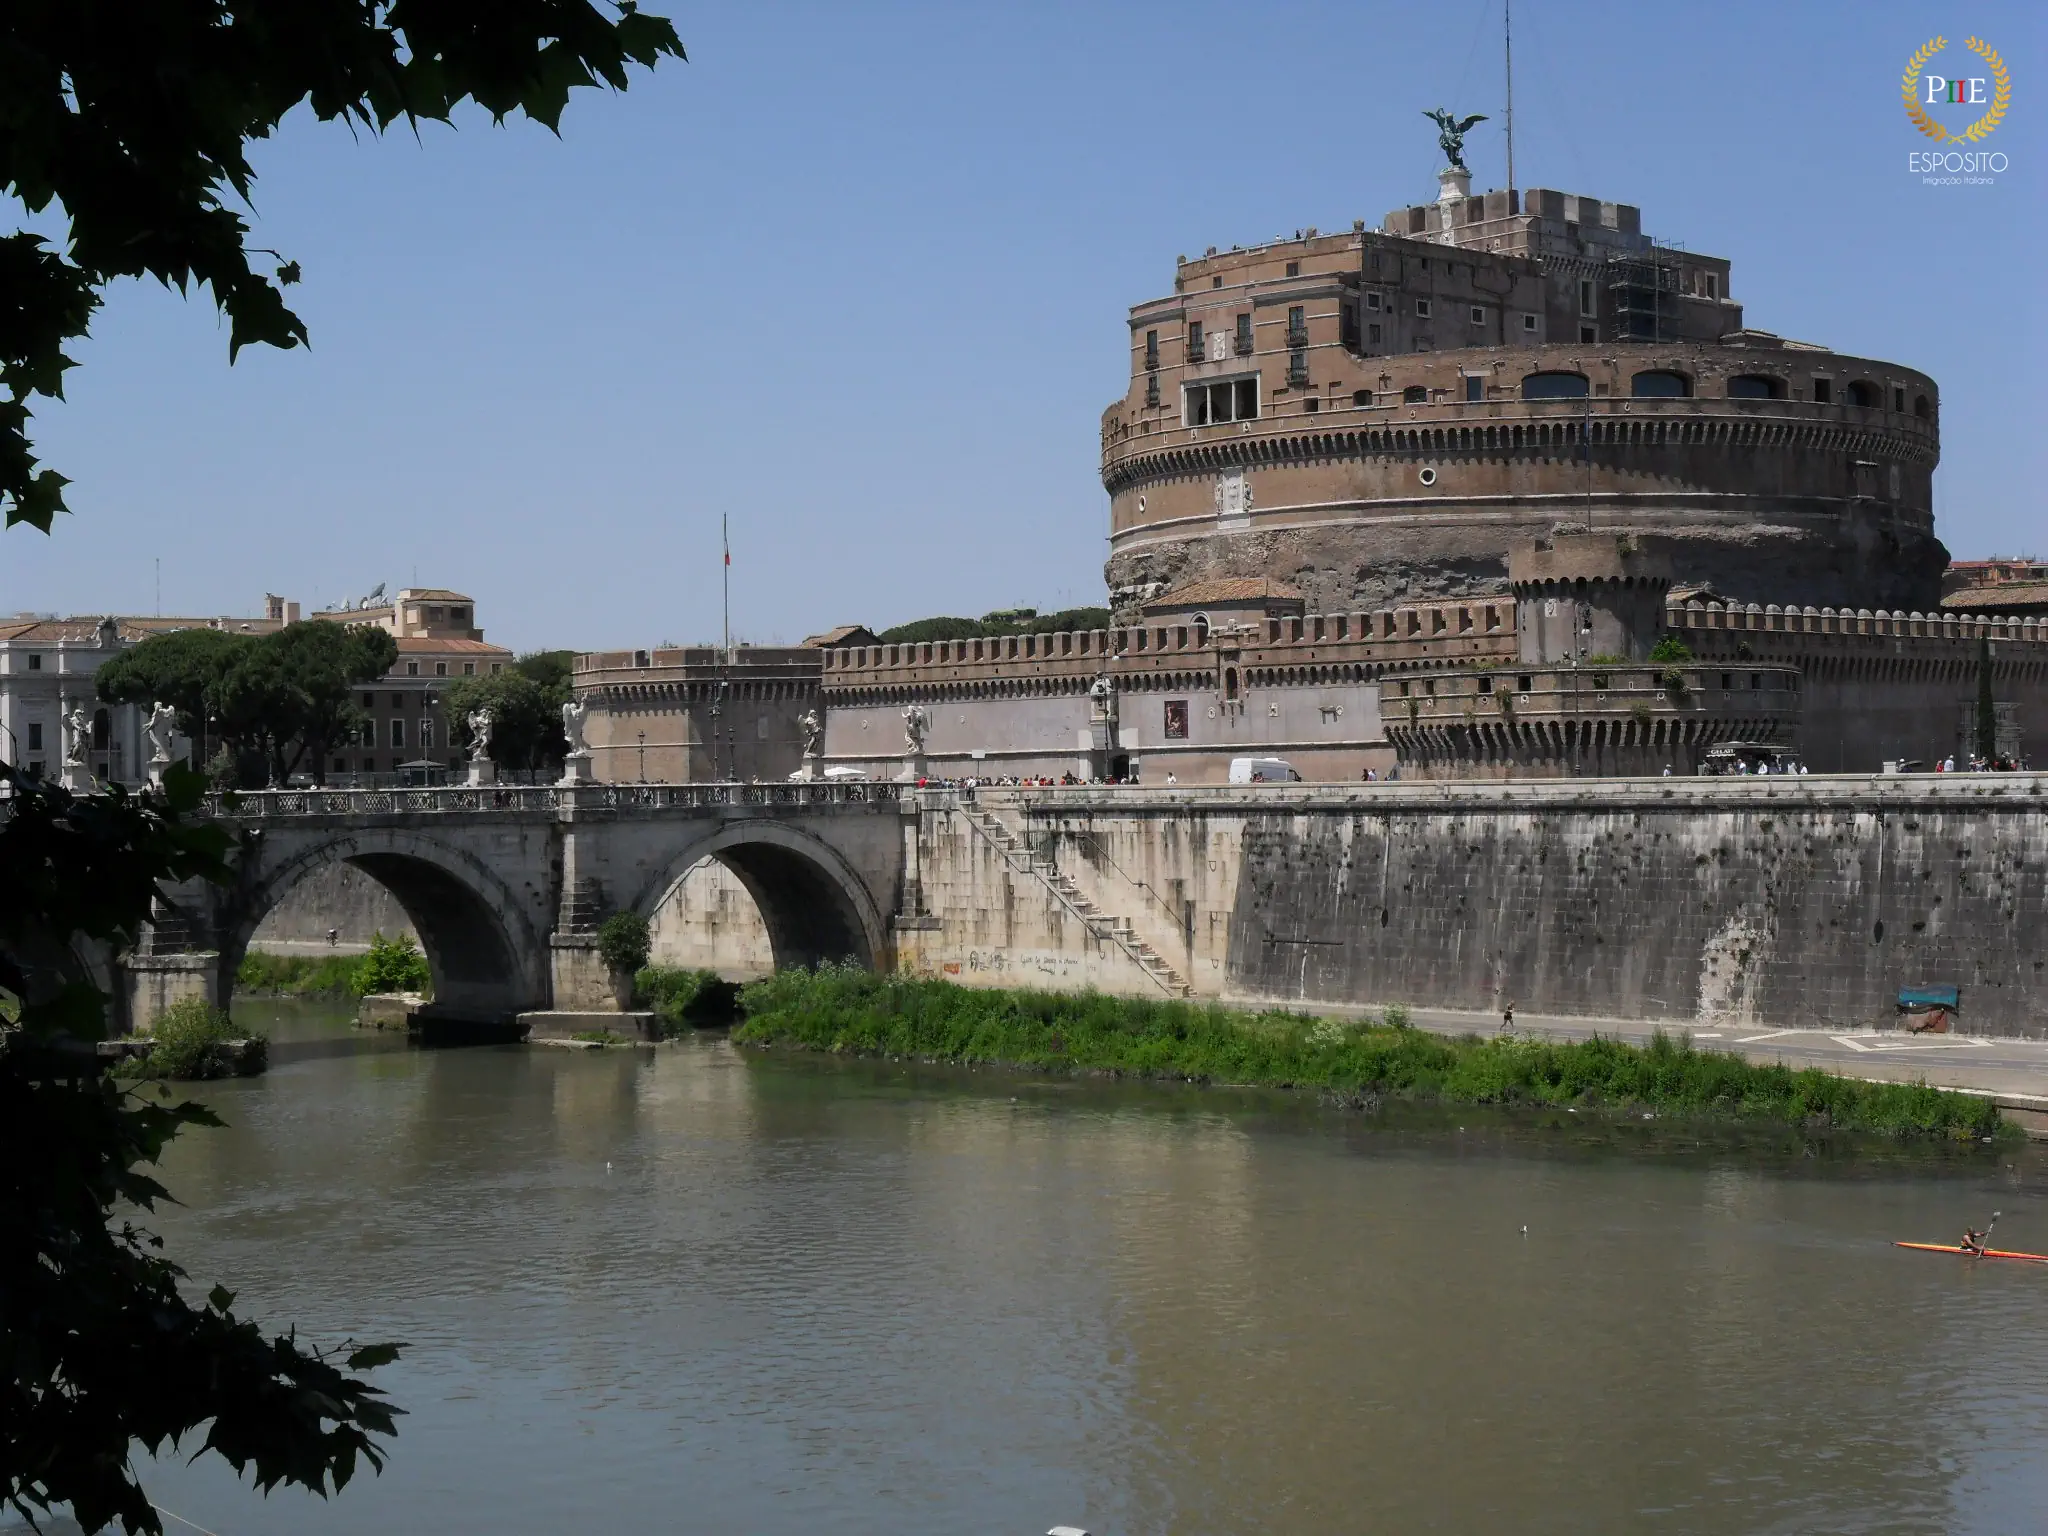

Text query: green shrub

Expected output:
[635,966,742,1035]
[597,911,652,975]
[126,997,266,1080]
[733,969,2010,1143]
[1649,635,1695,664]
[354,931,431,995]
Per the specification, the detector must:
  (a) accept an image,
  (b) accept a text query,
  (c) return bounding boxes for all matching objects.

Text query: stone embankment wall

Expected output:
[249,862,416,951]
[908,778,2046,1036]
[649,859,776,978]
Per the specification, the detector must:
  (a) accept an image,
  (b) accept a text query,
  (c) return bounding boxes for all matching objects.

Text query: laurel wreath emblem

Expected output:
[1902,35,2012,144]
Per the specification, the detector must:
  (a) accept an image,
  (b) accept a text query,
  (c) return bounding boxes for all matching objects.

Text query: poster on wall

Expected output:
[1164,699,1189,739]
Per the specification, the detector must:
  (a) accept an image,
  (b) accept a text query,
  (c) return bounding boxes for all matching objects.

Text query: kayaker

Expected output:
[1961,1227,1987,1255]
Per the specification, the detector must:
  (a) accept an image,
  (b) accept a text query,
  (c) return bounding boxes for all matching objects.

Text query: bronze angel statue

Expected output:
[1424,108,1487,173]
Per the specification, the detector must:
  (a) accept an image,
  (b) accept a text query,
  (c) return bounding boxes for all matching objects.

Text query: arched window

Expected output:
[1520,371,1589,400]
[1223,667,1240,701]
[1352,389,1373,406]
[1192,613,1211,646]
[1845,380,1879,408]
[1630,369,1690,398]
[1727,375,1782,400]
[1914,393,1931,420]
[1402,385,1428,404]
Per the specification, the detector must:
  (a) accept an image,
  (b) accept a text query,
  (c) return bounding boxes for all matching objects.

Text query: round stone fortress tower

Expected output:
[1100,173,1943,618]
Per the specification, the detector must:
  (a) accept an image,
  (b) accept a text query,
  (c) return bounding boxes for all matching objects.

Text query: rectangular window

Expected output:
[1580,325,1596,343]
[463,662,475,676]
[1285,260,1299,277]
[435,662,447,677]
[1415,298,1432,318]
[406,660,419,676]
[27,654,41,671]
[1369,323,1381,344]
[1522,313,1538,332]
[1340,303,1359,350]
[391,718,406,750]
[1367,292,1381,311]
[1144,329,1159,370]
[390,693,403,708]
[1235,313,1253,355]
[1579,279,1595,316]
[1286,305,1307,344]
[362,758,375,773]
[1465,376,1483,402]
[1163,700,1189,739]
[1705,273,1720,300]
[1187,321,1204,362]
[1288,347,1309,387]
[361,693,375,711]
[1813,377,1833,404]
[1892,386,1906,412]
[1145,374,1160,407]
[1183,377,1260,425]
[27,723,42,751]
[1470,306,1485,325]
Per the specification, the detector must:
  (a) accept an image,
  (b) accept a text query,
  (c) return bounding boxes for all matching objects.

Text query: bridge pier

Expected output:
[117,951,222,1033]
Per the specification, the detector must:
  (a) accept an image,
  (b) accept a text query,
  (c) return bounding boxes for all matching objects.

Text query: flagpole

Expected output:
[721,513,731,781]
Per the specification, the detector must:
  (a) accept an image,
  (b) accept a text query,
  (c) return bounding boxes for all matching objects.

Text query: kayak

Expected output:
[1895,1242,2048,1264]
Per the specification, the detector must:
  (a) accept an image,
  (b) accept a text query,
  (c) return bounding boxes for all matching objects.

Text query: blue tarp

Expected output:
[1897,986,1961,1010]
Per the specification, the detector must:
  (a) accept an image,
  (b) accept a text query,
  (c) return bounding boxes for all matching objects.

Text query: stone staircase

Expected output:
[961,806,1194,997]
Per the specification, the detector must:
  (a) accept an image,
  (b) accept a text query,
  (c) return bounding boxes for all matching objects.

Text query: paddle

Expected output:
[1967,1210,2002,1254]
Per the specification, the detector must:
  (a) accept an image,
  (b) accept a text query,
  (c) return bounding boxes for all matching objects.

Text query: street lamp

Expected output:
[637,729,646,783]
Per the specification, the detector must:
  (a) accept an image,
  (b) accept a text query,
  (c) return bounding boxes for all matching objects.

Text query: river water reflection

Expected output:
[100,1000,2048,1533]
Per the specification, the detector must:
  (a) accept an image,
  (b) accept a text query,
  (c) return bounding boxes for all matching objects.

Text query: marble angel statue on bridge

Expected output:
[902,704,930,757]
[466,707,494,761]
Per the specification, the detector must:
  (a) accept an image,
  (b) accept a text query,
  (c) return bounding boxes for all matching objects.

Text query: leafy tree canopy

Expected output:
[444,668,567,772]
[93,627,258,730]
[873,607,1114,645]
[98,621,395,786]
[0,765,402,1535]
[1,1,686,531]
[514,649,576,694]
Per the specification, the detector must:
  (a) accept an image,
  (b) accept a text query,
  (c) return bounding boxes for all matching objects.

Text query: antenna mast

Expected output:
[1504,0,1516,199]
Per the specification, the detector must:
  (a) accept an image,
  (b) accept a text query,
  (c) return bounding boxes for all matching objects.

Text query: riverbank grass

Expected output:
[236,932,432,999]
[734,968,2011,1143]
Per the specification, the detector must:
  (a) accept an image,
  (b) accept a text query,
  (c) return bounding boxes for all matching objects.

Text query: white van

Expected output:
[1228,756,1302,784]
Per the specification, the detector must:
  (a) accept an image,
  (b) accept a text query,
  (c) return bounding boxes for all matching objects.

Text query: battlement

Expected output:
[1668,602,2048,645]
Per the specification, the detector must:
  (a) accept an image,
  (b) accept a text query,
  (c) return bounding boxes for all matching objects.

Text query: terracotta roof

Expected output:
[1941,584,2048,614]
[0,615,279,644]
[804,624,877,648]
[1143,577,1305,611]
[398,589,474,602]
[393,636,512,655]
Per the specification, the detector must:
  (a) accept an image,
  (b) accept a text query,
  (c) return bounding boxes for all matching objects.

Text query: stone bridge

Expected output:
[125,781,913,1028]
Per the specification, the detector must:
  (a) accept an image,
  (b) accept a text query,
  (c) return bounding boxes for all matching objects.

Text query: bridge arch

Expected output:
[631,819,889,972]
[228,828,549,1019]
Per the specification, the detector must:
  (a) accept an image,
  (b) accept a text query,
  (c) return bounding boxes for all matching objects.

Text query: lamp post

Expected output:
[637,730,646,784]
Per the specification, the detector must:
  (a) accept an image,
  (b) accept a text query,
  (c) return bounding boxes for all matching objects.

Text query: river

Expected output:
[50,1000,2048,1533]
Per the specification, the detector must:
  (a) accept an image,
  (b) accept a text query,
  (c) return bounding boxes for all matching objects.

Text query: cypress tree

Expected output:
[1975,637,1999,764]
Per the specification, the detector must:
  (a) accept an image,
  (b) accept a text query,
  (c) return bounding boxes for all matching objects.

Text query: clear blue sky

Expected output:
[8,0,2041,651]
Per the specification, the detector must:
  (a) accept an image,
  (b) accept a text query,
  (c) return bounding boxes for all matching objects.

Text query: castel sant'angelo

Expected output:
[579,139,2046,785]
[1100,162,1942,617]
